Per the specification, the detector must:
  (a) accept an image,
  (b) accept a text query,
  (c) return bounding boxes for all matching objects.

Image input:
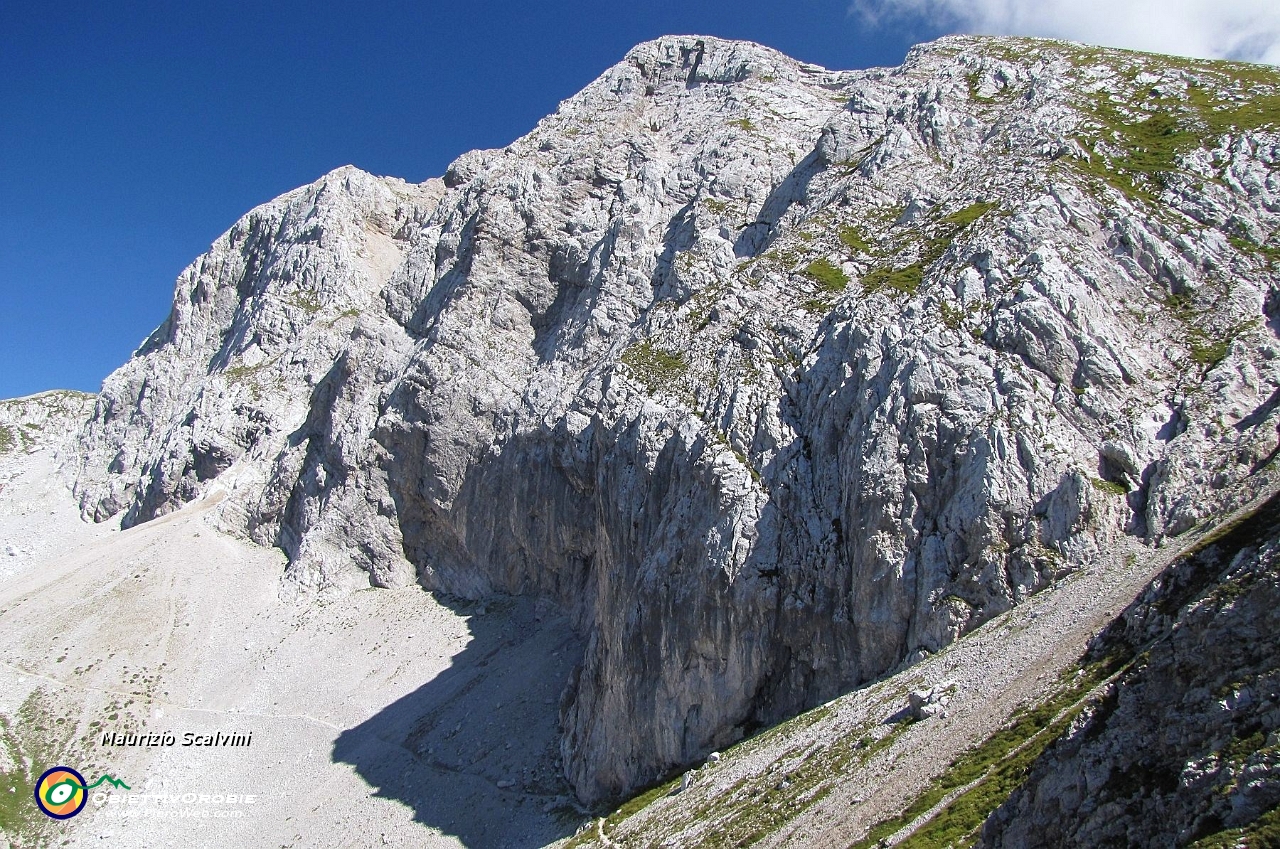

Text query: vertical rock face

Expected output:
[71,35,1280,802]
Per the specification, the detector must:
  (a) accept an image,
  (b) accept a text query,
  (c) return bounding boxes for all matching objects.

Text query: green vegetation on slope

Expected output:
[681,720,912,849]
[571,698,916,849]
[1091,477,1129,496]
[862,264,924,297]
[1230,235,1280,269]
[837,224,874,255]
[1159,293,1257,375]
[895,708,1083,849]
[862,202,998,299]
[1071,58,1280,205]
[942,202,998,230]
[286,290,324,314]
[850,659,1122,849]
[803,258,849,293]
[621,341,689,394]
[965,71,994,103]
[0,690,91,846]
[1192,804,1280,849]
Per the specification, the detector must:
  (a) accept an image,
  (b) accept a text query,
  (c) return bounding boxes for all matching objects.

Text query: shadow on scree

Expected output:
[332,595,584,848]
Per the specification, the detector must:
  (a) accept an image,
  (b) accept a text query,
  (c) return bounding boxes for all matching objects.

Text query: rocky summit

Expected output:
[65,31,1280,815]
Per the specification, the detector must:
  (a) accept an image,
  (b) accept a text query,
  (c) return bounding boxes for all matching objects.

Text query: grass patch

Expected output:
[1230,235,1280,268]
[1070,61,1280,205]
[1192,804,1280,848]
[621,341,689,394]
[703,198,735,215]
[0,425,14,455]
[589,700,908,848]
[685,718,913,849]
[223,362,266,382]
[605,775,682,830]
[894,706,1085,849]
[1161,293,1254,374]
[803,258,849,293]
[938,299,990,333]
[1163,292,1199,322]
[222,356,281,402]
[838,224,874,254]
[861,202,996,300]
[1186,319,1255,371]
[325,307,362,328]
[287,290,324,314]
[1091,478,1129,496]
[939,301,966,331]
[1071,97,1195,204]
[1186,75,1280,137]
[763,247,802,269]
[943,201,998,230]
[966,71,994,103]
[728,118,757,132]
[731,703,836,758]
[862,264,923,297]
[561,826,595,849]
[1189,336,1233,368]
[1219,730,1267,766]
[0,690,86,845]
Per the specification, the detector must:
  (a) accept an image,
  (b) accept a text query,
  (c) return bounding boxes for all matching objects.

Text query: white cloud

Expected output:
[853,0,1280,64]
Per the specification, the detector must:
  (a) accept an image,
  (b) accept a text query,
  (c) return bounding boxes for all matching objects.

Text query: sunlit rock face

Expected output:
[0,390,95,456]
[70,34,1280,803]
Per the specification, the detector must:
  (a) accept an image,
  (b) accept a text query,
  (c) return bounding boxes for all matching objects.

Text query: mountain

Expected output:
[0,390,96,564]
[65,31,1280,816]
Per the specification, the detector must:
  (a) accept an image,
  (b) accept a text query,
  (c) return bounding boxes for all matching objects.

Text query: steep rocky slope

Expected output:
[70,34,1280,803]
[981,492,1280,848]
[0,391,101,570]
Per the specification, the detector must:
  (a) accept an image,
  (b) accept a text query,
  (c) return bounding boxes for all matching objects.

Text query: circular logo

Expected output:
[34,766,87,820]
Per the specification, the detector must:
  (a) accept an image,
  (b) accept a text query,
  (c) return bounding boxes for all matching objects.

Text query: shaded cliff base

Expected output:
[557,479,1280,849]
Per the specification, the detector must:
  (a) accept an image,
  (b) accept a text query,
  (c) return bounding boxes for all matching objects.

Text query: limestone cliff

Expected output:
[69,34,1280,803]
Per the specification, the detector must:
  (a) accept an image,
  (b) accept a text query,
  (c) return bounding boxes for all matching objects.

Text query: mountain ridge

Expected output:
[62,32,1280,806]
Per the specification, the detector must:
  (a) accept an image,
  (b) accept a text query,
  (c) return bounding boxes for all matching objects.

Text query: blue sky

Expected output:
[2,1,1276,398]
